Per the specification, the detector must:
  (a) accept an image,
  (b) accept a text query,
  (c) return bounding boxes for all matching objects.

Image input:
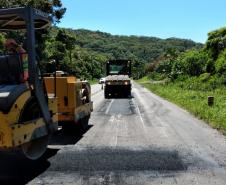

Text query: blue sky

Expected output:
[59,0,226,43]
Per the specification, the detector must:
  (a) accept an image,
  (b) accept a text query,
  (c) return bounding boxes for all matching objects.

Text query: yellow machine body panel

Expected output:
[0,89,58,149]
[44,76,93,124]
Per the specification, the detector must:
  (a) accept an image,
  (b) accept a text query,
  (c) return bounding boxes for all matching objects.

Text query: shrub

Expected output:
[171,50,208,78]
[215,49,226,74]
[198,73,211,82]
[155,59,174,74]
[148,72,166,81]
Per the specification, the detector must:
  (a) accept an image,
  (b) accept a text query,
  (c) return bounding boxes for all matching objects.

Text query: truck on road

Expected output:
[104,60,132,98]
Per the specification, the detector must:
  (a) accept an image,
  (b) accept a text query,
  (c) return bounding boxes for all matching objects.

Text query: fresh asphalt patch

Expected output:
[97,98,136,116]
[48,147,186,172]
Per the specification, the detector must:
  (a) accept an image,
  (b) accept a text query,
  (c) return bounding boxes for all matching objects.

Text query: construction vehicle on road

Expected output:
[0,7,58,160]
[104,60,132,98]
[44,71,93,131]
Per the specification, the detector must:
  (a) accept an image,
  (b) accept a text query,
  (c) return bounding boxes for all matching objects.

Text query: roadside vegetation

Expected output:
[137,27,226,134]
[89,79,99,85]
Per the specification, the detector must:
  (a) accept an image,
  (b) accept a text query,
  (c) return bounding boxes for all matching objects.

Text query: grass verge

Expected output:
[137,79,226,135]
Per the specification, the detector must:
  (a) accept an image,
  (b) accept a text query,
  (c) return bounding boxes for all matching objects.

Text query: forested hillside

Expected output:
[143,27,226,87]
[69,28,202,79]
[0,26,201,79]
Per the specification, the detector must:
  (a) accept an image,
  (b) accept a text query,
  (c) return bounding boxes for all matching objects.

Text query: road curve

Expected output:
[1,82,226,185]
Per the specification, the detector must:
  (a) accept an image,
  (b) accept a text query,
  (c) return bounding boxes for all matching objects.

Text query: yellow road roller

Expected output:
[105,60,132,98]
[44,71,93,131]
[0,7,58,160]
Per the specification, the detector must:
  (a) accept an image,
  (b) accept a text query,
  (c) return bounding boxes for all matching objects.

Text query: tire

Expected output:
[20,98,42,122]
[81,86,90,104]
[104,90,109,99]
[105,94,110,99]
[126,89,131,98]
[62,122,78,133]
[62,114,90,133]
[19,98,49,160]
[80,115,90,131]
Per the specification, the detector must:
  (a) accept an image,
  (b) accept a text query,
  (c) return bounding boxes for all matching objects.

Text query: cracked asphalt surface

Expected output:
[1,82,226,185]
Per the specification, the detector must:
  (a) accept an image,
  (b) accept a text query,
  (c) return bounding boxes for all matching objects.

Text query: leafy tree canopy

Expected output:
[0,0,66,23]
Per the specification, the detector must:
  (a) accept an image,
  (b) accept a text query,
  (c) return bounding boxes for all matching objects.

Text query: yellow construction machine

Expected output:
[44,71,93,131]
[0,7,58,160]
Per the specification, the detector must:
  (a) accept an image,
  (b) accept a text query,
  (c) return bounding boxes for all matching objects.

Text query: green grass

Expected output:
[138,78,226,135]
[89,79,98,85]
[136,76,150,83]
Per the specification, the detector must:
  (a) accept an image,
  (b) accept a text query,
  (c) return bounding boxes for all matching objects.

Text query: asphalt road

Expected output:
[1,82,226,185]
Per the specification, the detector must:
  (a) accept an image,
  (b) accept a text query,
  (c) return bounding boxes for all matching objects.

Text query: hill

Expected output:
[0,27,202,79]
[45,27,202,79]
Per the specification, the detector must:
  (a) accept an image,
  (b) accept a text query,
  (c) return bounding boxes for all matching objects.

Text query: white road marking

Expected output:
[108,114,121,147]
[105,99,114,114]
[114,115,120,147]
[109,115,115,122]
[131,97,150,141]
[133,86,169,138]
[132,98,145,129]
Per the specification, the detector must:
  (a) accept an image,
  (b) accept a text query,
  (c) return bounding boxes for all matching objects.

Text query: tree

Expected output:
[0,0,67,72]
[56,29,76,64]
[215,49,226,74]
[171,50,207,77]
[0,0,66,23]
[205,27,226,60]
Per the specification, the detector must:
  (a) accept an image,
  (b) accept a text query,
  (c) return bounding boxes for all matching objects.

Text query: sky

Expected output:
[59,0,226,43]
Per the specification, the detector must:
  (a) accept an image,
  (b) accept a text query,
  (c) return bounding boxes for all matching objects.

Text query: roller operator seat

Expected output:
[0,55,27,113]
